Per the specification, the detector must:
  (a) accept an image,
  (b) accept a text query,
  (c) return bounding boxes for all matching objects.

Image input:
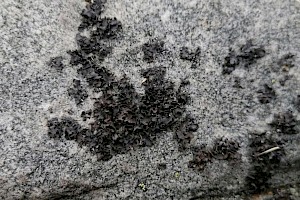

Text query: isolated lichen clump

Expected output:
[142,39,165,62]
[270,111,299,135]
[222,40,266,74]
[47,0,198,161]
[179,46,201,68]
[189,137,240,170]
[257,84,276,104]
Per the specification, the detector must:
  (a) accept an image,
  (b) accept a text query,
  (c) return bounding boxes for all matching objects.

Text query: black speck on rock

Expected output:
[179,47,201,69]
[222,49,240,74]
[48,56,64,72]
[257,84,276,104]
[222,40,266,74]
[269,111,299,135]
[81,110,92,121]
[278,53,295,72]
[279,75,291,86]
[233,78,243,88]
[68,79,88,105]
[157,163,167,170]
[239,40,266,66]
[245,134,285,194]
[142,40,165,63]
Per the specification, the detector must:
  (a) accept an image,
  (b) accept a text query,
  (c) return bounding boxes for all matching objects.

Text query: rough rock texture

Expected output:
[0,0,300,199]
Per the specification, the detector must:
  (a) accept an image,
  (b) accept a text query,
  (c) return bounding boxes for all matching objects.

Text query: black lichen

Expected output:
[233,78,243,89]
[48,56,64,72]
[67,50,86,66]
[81,110,92,121]
[279,75,291,86]
[188,145,212,170]
[222,49,239,74]
[78,0,106,31]
[211,137,240,160]
[68,79,88,105]
[179,47,201,68]
[47,117,82,140]
[48,67,197,161]
[77,64,115,92]
[47,0,198,161]
[269,111,299,135]
[47,118,63,139]
[222,40,266,74]
[90,17,122,40]
[189,138,240,170]
[69,18,121,64]
[239,40,266,66]
[295,95,300,112]
[257,84,276,104]
[245,134,285,194]
[157,163,167,170]
[83,67,196,160]
[278,53,295,72]
[142,40,165,62]
[75,34,111,56]
[179,47,201,62]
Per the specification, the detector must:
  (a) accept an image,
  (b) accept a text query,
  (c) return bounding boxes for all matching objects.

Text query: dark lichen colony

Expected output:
[47,0,198,161]
[46,0,299,198]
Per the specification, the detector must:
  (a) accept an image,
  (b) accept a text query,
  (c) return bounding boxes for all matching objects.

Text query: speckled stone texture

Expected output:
[0,0,300,199]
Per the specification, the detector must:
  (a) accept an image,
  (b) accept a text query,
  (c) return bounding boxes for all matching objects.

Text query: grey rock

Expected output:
[0,0,300,199]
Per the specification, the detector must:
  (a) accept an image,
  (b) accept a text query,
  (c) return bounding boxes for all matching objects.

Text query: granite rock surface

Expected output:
[0,0,300,199]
